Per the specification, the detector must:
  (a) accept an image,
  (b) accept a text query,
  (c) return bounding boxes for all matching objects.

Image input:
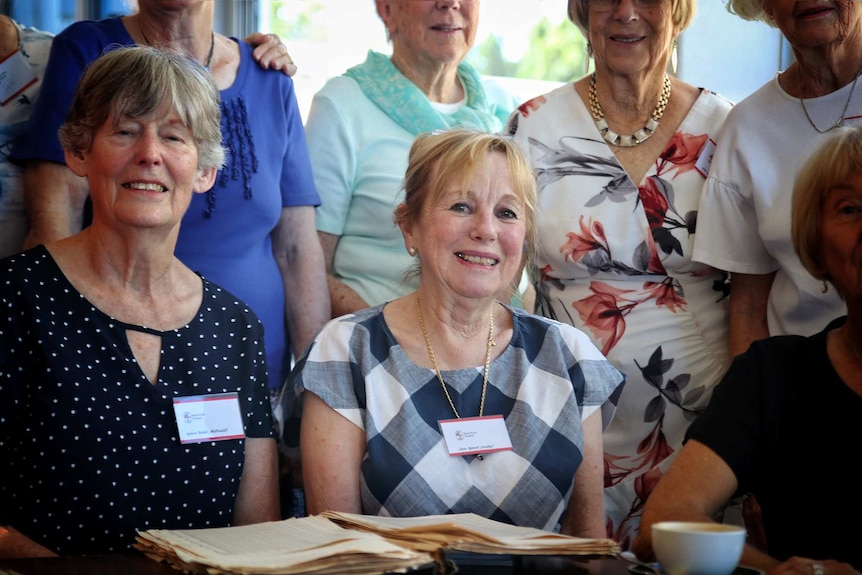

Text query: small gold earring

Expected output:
[820,280,828,294]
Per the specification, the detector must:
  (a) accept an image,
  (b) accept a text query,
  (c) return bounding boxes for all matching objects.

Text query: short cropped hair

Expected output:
[59,45,225,171]
[568,0,697,39]
[792,125,862,297]
[724,0,775,27]
[394,128,539,267]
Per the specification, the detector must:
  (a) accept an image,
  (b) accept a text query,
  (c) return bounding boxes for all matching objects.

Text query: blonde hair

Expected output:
[792,126,862,297]
[59,45,225,170]
[568,0,697,39]
[394,128,538,272]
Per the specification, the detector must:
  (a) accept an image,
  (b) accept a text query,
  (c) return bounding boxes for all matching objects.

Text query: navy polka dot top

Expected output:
[0,247,275,555]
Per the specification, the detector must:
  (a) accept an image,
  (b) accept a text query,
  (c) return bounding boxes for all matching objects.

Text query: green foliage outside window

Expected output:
[467,17,589,83]
[269,0,588,84]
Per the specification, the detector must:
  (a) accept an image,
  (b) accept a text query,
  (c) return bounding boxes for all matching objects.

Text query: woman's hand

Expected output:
[245,32,297,76]
[768,557,860,575]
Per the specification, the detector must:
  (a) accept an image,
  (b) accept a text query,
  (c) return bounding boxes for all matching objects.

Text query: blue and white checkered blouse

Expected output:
[296,303,624,531]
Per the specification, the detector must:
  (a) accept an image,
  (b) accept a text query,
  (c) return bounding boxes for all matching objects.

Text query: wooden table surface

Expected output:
[0,554,633,575]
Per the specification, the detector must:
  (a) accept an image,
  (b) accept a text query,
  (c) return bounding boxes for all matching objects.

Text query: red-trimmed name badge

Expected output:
[0,50,37,106]
[695,138,717,177]
[172,392,246,444]
[439,415,513,457]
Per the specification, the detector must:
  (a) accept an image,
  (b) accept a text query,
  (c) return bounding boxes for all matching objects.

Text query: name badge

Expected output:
[439,415,513,457]
[173,392,246,444]
[0,50,37,106]
[695,138,717,177]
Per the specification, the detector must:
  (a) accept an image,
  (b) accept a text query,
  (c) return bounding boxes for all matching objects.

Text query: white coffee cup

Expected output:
[652,521,746,575]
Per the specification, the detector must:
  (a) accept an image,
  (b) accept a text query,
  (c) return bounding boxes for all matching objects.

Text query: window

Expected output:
[2,0,130,34]
[3,0,788,114]
[263,0,577,117]
[263,0,786,118]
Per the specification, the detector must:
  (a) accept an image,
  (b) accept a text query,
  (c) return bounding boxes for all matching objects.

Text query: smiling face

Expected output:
[588,0,677,80]
[401,151,527,302]
[66,106,216,232]
[377,0,479,67]
[819,173,862,300]
[765,0,862,50]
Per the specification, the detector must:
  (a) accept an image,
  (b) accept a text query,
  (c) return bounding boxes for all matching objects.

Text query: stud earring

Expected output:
[820,280,829,294]
[408,247,417,257]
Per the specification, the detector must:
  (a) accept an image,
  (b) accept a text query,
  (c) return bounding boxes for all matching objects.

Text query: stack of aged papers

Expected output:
[135,512,620,575]
[135,515,434,575]
[322,511,620,556]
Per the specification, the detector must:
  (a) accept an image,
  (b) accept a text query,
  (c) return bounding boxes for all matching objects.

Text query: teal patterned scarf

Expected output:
[344,50,506,136]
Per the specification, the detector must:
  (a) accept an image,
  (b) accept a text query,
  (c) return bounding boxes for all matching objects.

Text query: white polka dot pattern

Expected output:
[0,247,275,555]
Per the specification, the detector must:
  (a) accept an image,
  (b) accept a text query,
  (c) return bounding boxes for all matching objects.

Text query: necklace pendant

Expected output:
[588,72,672,148]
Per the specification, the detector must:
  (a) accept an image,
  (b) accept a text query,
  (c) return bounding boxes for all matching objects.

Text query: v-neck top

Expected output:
[0,246,274,554]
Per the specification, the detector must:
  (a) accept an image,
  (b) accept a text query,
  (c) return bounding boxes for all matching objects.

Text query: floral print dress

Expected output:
[509,83,732,546]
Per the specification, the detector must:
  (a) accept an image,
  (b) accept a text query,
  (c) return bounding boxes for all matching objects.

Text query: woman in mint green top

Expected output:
[307,0,516,319]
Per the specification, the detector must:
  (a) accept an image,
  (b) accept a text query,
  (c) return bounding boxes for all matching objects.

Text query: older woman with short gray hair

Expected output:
[693,1,861,354]
[0,46,280,558]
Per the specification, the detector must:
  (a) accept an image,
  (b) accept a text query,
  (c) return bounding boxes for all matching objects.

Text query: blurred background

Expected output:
[0,0,792,119]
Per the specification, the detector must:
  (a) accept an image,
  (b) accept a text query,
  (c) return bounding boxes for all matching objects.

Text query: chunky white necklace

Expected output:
[589,73,672,147]
[798,71,860,133]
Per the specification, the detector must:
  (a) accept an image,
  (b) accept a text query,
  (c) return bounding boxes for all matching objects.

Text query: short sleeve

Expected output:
[558,321,626,428]
[306,81,358,237]
[514,311,625,430]
[685,351,766,492]
[690,107,779,275]
[292,316,366,430]
[692,175,777,274]
[276,66,319,208]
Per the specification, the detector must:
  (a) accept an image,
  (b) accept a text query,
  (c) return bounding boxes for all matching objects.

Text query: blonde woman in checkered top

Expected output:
[294,128,624,536]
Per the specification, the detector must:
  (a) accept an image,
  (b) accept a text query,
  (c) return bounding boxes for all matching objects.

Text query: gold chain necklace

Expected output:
[416,296,495,419]
[589,72,671,147]
[798,70,860,133]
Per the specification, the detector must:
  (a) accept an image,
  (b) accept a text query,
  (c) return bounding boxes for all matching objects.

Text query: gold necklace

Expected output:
[589,72,671,147]
[416,296,495,419]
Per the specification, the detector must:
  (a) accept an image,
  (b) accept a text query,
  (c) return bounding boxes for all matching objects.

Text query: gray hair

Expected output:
[725,0,775,27]
[58,45,225,170]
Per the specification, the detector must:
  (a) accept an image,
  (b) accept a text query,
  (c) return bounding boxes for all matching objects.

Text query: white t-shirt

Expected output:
[692,73,853,337]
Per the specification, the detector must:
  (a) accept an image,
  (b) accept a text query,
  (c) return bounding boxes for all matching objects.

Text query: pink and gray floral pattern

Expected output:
[510,84,732,547]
